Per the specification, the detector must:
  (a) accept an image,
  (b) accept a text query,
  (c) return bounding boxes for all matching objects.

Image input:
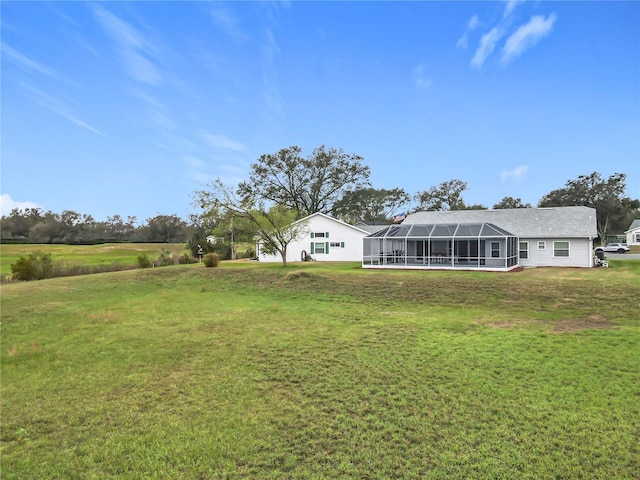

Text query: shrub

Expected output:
[156,248,174,267]
[203,253,219,267]
[236,246,256,259]
[137,253,152,268]
[10,251,54,281]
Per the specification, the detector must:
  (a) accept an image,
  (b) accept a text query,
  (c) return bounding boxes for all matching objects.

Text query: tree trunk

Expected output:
[281,246,288,267]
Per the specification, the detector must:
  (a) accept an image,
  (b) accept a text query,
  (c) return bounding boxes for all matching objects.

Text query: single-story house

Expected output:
[625,219,640,246]
[205,235,225,245]
[363,206,598,271]
[257,212,386,263]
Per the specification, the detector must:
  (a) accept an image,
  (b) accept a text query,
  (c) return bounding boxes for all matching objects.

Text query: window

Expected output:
[314,242,325,254]
[554,241,570,257]
[636,233,640,243]
[519,241,529,259]
[491,241,500,258]
[537,241,546,250]
[311,232,328,238]
[330,242,342,248]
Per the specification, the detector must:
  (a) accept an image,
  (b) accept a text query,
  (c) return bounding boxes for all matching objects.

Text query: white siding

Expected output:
[258,214,367,263]
[626,227,640,246]
[519,238,593,268]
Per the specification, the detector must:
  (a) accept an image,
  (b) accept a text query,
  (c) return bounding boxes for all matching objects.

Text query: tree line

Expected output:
[0,211,195,244]
[3,146,638,255]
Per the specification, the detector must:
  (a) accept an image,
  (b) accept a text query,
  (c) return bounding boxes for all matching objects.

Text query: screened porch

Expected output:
[363,223,519,271]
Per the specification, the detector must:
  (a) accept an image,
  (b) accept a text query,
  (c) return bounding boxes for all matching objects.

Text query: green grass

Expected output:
[2,262,639,479]
[0,243,188,278]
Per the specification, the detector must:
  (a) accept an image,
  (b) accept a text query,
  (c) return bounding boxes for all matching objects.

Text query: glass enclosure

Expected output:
[363,223,519,270]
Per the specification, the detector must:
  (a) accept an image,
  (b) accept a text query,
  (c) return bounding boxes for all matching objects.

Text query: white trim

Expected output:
[553,240,570,257]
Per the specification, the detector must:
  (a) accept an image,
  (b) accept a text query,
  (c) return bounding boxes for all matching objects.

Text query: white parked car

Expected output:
[595,243,630,253]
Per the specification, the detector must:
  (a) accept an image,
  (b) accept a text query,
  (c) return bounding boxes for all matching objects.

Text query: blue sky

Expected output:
[2,1,639,222]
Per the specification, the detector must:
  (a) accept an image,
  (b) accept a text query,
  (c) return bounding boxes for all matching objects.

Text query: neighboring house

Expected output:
[205,235,224,245]
[363,206,598,271]
[257,212,381,263]
[625,219,640,246]
[353,221,392,235]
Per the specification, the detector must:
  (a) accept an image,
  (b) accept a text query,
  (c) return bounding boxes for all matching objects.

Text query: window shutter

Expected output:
[311,232,314,238]
[341,242,345,248]
[326,242,329,254]
[310,243,314,254]
[326,232,329,238]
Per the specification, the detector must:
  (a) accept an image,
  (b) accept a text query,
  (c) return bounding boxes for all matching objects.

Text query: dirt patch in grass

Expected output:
[283,271,320,281]
[553,314,615,333]
[486,314,616,332]
[486,319,538,329]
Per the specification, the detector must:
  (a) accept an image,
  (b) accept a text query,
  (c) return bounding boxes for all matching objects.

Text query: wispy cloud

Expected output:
[261,1,292,22]
[21,83,105,136]
[92,4,162,86]
[0,194,42,216]
[412,64,433,91]
[132,90,175,130]
[206,4,248,41]
[503,0,525,19]
[184,155,207,170]
[200,133,246,152]
[456,14,480,49]
[501,165,529,181]
[471,27,503,68]
[1,43,69,83]
[183,155,211,184]
[261,27,285,122]
[501,14,557,65]
[466,1,555,68]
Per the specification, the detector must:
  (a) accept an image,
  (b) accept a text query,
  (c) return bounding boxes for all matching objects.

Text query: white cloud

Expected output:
[412,64,433,91]
[92,4,162,86]
[471,27,503,68]
[456,14,480,49]
[1,43,69,84]
[468,14,480,30]
[0,194,42,216]
[501,165,529,181]
[261,28,285,122]
[503,0,525,19]
[207,4,248,41]
[501,14,557,65]
[132,90,175,130]
[466,2,555,68]
[183,155,207,169]
[200,133,246,152]
[20,83,105,136]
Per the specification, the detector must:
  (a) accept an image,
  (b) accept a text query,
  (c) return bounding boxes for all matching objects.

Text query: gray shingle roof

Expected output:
[403,206,597,238]
[626,219,640,232]
[356,224,391,234]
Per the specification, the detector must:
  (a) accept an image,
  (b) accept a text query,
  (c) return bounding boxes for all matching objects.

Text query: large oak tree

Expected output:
[413,179,486,211]
[238,145,370,219]
[332,187,411,224]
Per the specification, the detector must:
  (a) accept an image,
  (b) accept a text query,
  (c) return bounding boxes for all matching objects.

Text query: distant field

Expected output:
[2,260,639,478]
[0,243,188,277]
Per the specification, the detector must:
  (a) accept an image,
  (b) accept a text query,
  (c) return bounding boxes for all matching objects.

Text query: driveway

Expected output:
[604,252,640,260]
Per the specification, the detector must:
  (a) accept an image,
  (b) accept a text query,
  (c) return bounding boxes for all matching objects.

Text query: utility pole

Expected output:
[230,217,236,260]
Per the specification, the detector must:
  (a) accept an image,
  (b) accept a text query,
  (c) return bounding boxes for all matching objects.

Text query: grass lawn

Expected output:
[2,261,639,479]
[0,243,188,278]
